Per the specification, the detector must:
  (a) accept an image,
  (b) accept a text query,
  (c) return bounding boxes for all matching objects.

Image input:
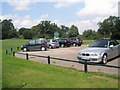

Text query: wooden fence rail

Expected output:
[12,51,120,73]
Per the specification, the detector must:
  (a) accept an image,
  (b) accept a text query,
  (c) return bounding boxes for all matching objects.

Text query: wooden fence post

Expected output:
[17,47,19,50]
[10,48,13,52]
[48,56,50,64]
[84,61,88,73]
[6,50,8,55]
[13,52,15,57]
[26,53,29,60]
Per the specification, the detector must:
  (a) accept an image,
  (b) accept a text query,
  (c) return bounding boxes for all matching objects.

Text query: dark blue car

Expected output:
[21,38,49,51]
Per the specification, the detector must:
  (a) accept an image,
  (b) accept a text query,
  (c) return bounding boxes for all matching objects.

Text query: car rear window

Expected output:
[47,40,50,42]
[77,38,81,40]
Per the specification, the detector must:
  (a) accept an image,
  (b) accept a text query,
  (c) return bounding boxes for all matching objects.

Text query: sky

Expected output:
[0,0,119,34]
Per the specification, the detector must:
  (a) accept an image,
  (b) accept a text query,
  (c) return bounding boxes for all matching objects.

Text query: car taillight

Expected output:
[64,40,67,43]
[44,42,47,45]
[76,41,80,42]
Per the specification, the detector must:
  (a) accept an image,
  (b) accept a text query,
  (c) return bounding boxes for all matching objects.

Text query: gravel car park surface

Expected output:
[16,45,120,75]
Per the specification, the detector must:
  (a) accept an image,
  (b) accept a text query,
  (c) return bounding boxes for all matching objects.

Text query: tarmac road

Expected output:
[16,45,120,75]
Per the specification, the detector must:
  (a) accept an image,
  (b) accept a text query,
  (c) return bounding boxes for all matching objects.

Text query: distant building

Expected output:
[118,1,120,17]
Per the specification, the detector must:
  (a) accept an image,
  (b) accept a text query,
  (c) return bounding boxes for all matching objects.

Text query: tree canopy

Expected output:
[1,16,120,40]
[68,25,79,38]
[1,19,18,39]
[98,16,120,39]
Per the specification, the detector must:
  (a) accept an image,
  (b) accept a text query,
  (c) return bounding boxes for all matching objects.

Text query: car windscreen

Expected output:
[52,40,57,42]
[89,40,108,48]
[47,40,50,42]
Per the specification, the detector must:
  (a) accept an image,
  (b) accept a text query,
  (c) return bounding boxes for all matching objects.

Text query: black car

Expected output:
[21,38,49,51]
[58,38,71,47]
[70,37,82,46]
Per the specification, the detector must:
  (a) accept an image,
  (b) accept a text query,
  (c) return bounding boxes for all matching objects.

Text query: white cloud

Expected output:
[74,0,119,34]
[7,0,35,11]
[54,2,73,8]
[57,16,108,34]
[54,0,83,8]
[70,20,99,34]
[76,0,119,17]
[0,14,49,28]
[40,14,49,19]
[2,0,119,34]
[62,20,97,34]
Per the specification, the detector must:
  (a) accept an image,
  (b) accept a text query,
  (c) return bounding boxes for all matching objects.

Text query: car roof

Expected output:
[96,39,117,42]
[32,38,46,40]
[47,39,54,40]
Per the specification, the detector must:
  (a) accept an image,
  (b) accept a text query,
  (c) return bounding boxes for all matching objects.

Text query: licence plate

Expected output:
[81,57,89,61]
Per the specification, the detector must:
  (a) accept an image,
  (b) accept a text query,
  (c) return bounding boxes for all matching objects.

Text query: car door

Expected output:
[27,40,36,50]
[109,41,118,58]
[35,39,43,50]
[112,41,120,56]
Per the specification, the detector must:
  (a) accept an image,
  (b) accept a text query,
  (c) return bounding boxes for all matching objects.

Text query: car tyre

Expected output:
[23,48,27,52]
[41,47,46,51]
[73,43,76,46]
[61,44,64,47]
[102,54,107,64]
[49,45,52,49]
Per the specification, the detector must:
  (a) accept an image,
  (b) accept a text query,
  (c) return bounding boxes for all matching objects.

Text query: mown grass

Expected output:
[2,39,120,88]
[82,40,94,45]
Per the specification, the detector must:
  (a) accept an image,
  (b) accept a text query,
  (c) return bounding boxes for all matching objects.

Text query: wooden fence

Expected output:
[13,51,120,73]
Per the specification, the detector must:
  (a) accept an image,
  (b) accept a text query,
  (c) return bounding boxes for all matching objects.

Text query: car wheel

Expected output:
[49,45,52,49]
[41,47,46,51]
[23,48,27,52]
[102,54,107,64]
[61,44,64,47]
[73,43,76,46]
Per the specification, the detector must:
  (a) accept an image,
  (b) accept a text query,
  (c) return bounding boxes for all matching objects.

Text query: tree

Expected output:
[2,19,18,39]
[8,29,18,39]
[59,25,69,38]
[83,29,98,40]
[31,20,61,39]
[18,28,26,36]
[22,29,34,39]
[98,16,120,39]
[68,25,79,37]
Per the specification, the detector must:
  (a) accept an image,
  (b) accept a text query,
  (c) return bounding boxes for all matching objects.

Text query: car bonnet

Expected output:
[79,47,108,54]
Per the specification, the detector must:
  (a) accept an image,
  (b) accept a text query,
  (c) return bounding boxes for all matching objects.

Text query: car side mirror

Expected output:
[109,45,114,48]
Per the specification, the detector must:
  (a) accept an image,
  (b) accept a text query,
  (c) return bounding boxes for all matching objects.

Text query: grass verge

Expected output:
[2,39,120,88]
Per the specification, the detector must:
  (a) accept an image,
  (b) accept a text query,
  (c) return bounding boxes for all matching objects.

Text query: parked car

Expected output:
[70,37,82,46]
[77,39,120,64]
[58,38,71,47]
[21,38,49,51]
[47,39,59,49]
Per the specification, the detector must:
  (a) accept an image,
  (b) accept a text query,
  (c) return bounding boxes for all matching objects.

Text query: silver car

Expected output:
[47,39,59,49]
[77,39,120,64]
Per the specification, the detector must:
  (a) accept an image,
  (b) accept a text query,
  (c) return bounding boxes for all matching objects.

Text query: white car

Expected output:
[77,39,120,64]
